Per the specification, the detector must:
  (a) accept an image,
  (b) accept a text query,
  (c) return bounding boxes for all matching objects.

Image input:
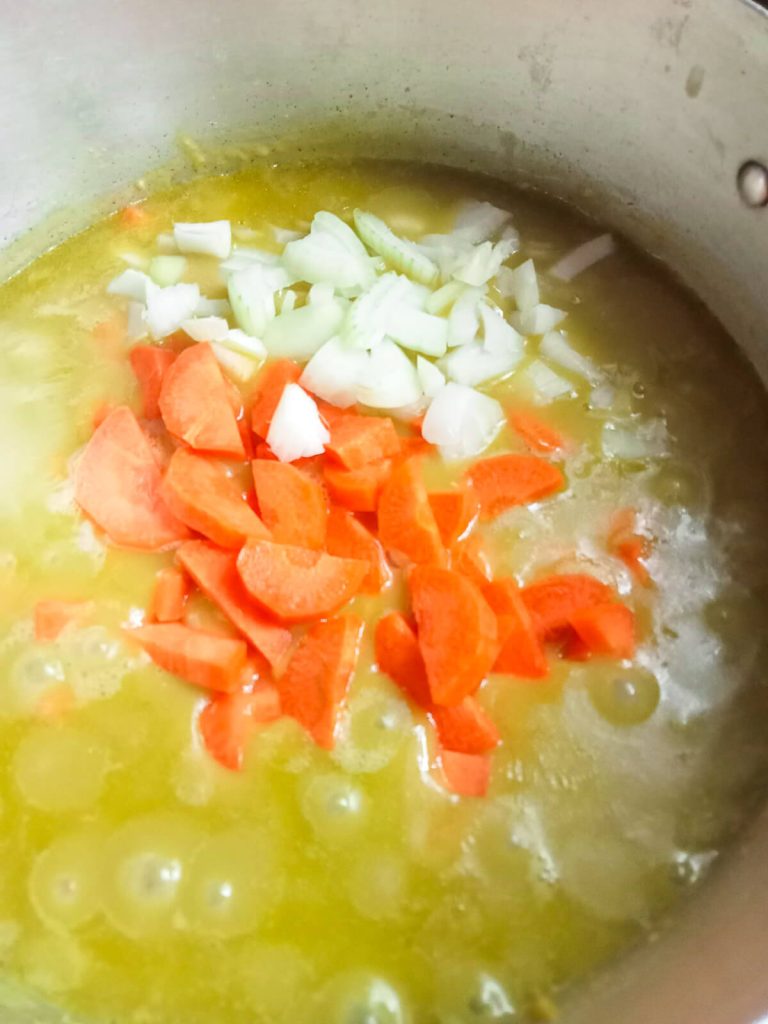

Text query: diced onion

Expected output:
[107,269,150,302]
[452,237,517,287]
[355,339,422,409]
[308,282,336,306]
[496,259,539,311]
[416,356,446,399]
[173,221,232,260]
[300,337,368,408]
[480,303,524,357]
[441,339,522,388]
[220,329,267,360]
[279,290,298,314]
[387,306,448,357]
[266,384,330,462]
[272,226,303,246]
[148,255,187,288]
[453,200,512,244]
[196,297,232,318]
[519,359,575,403]
[601,420,666,461]
[210,342,262,383]
[549,234,615,281]
[344,274,411,350]
[425,280,466,316]
[283,213,375,291]
[511,303,567,336]
[227,265,280,337]
[144,283,201,340]
[421,382,504,460]
[540,331,601,384]
[126,302,147,342]
[447,286,485,348]
[353,210,439,287]
[219,247,282,277]
[589,382,616,410]
[263,299,346,361]
[181,316,230,343]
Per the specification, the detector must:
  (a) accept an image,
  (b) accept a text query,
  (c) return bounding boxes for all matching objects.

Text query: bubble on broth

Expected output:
[431,964,516,1022]
[332,683,412,774]
[8,647,66,717]
[237,942,315,1023]
[60,625,130,704]
[29,828,105,931]
[300,773,367,846]
[173,750,217,807]
[323,972,408,1024]
[345,849,409,921]
[12,725,109,812]
[588,665,660,727]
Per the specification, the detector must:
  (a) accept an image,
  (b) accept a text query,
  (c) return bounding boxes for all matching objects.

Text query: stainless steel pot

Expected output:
[1,0,768,1020]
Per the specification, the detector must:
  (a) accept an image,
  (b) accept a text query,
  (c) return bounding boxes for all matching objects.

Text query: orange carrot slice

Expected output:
[199,682,282,771]
[129,623,247,692]
[159,343,245,457]
[451,534,494,588]
[484,579,549,679]
[326,415,401,470]
[251,359,302,438]
[34,600,92,643]
[326,506,391,593]
[569,602,636,659]
[223,378,254,460]
[252,460,328,550]
[129,345,177,419]
[509,410,567,454]
[162,448,270,549]
[428,489,477,546]
[608,507,653,586]
[410,566,498,706]
[324,460,393,513]
[438,749,491,797]
[431,699,500,755]
[378,458,445,566]
[521,573,614,641]
[150,566,190,623]
[237,541,368,623]
[278,616,363,748]
[177,541,292,669]
[374,611,432,708]
[466,454,564,519]
[74,406,190,550]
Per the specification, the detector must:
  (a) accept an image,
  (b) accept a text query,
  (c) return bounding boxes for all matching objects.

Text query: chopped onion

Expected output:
[300,336,368,408]
[540,330,601,383]
[441,338,522,388]
[355,339,422,409]
[263,299,346,361]
[227,264,280,337]
[387,306,448,357]
[220,328,267,360]
[452,237,517,287]
[447,286,485,348]
[155,232,177,253]
[480,303,524,357]
[210,342,262,383]
[181,316,230,343]
[308,282,336,306]
[196,297,232,318]
[511,303,567,336]
[173,221,232,260]
[589,382,616,410]
[550,234,615,281]
[267,384,330,462]
[107,269,150,302]
[425,279,466,316]
[601,420,666,461]
[144,282,200,340]
[519,359,575,403]
[422,382,504,460]
[283,213,375,291]
[353,210,439,287]
[279,290,298,314]
[148,255,187,287]
[126,301,148,342]
[344,273,412,350]
[416,356,446,398]
[497,259,539,311]
[453,200,512,244]
[272,226,303,246]
[220,247,282,277]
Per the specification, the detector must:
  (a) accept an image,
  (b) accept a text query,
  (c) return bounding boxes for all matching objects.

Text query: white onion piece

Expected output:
[227,264,281,337]
[601,420,666,461]
[344,274,411,350]
[107,269,151,302]
[353,210,439,287]
[417,234,476,280]
[219,247,281,276]
[511,304,567,336]
[284,214,374,291]
[300,336,368,408]
[540,331,601,384]
[181,316,230,343]
[447,286,485,348]
[279,290,297,314]
[221,328,267,360]
[145,282,200,340]
[308,282,336,306]
[126,302,148,342]
[453,200,512,244]
[355,339,422,409]
[422,383,504,460]
[272,226,303,246]
[416,356,446,399]
[425,279,466,316]
[441,338,522,387]
[497,259,539,311]
[196,297,232,318]
[550,234,615,281]
[480,303,524,356]
[267,384,330,462]
[174,221,232,260]
[387,307,448,357]
[263,299,346,361]
[452,237,517,287]
[313,212,372,262]
[148,255,187,288]
[589,382,616,410]
[519,359,575,403]
[210,342,262,383]
[155,232,177,253]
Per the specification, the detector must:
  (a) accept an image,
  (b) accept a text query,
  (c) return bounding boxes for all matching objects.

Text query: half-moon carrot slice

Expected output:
[251,460,328,550]
[129,622,247,692]
[466,454,564,519]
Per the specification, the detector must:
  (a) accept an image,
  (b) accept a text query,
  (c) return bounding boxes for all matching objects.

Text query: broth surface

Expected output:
[1,161,768,1023]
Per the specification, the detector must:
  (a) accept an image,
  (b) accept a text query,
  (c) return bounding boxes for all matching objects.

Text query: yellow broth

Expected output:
[0,161,767,1023]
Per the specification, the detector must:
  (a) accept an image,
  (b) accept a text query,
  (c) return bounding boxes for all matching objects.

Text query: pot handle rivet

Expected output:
[737,160,768,208]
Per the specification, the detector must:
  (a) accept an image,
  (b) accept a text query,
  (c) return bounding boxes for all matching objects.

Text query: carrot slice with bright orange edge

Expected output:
[129,623,247,693]
[326,506,391,593]
[484,579,549,679]
[608,507,653,586]
[438,749,491,797]
[74,406,190,551]
[278,616,363,749]
[569,601,636,659]
[431,700,500,755]
[326,414,401,469]
[521,573,614,641]
[378,458,445,566]
[451,534,494,588]
[509,409,568,455]
[324,460,393,512]
[237,541,368,623]
[34,600,92,643]
[428,488,477,546]
[252,460,328,550]
[466,454,564,519]
[251,359,301,438]
[150,567,190,623]
[374,611,432,707]
[177,541,292,669]
[159,343,245,457]
[410,566,498,706]
[162,448,270,549]
[199,682,282,771]
[129,345,177,419]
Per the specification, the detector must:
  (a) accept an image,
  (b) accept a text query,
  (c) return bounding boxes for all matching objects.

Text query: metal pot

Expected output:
[1,0,767,1020]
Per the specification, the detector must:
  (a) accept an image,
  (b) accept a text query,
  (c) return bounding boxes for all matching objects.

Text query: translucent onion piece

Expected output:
[355,339,422,409]
[148,255,187,288]
[422,382,504,460]
[227,264,281,337]
[540,330,602,383]
[519,359,575,403]
[181,316,230,343]
[210,342,262,383]
[511,303,567,336]
[416,356,446,399]
[263,299,346,361]
[550,233,615,281]
[300,336,368,408]
[353,210,439,287]
[144,282,201,341]
[173,221,232,260]
[387,306,448,357]
[107,269,150,302]
[496,258,539,311]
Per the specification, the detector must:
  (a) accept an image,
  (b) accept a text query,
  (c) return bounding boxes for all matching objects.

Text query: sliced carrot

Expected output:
[118,204,148,227]
[410,566,498,706]
[451,534,494,588]
[237,541,368,623]
[199,681,282,771]
[252,460,328,550]
[326,414,401,470]
[428,489,477,546]
[278,616,363,748]
[129,345,177,419]
[431,699,500,755]
[378,458,445,567]
[484,579,549,679]
[177,541,292,668]
[254,441,278,461]
[509,409,567,455]
[326,507,391,593]
[150,567,190,623]
[159,343,245,457]
[569,602,636,659]
[74,406,190,550]
[91,401,116,431]
[398,435,435,460]
[162,448,270,549]
[562,633,592,661]
[608,507,653,586]
[182,592,239,638]
[374,611,432,707]
[224,378,254,460]
[438,749,491,797]
[316,399,349,429]
[129,623,247,692]
[34,600,92,643]
[324,459,393,513]
[521,573,614,641]
[466,454,564,519]
[251,359,302,438]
